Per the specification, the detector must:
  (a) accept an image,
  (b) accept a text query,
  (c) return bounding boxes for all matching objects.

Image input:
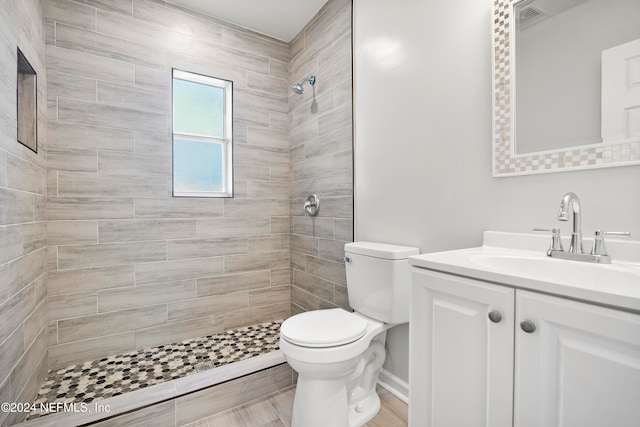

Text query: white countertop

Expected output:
[409,231,640,313]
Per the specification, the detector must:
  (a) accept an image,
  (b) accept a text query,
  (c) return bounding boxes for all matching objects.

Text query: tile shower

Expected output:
[0,0,353,424]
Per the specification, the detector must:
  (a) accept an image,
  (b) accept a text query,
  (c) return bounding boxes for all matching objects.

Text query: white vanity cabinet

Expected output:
[410,268,640,427]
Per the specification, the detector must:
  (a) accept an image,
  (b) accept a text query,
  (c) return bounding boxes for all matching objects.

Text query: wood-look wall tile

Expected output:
[48,122,135,152]
[334,218,353,242]
[135,315,224,350]
[43,0,96,31]
[313,195,352,219]
[270,164,289,182]
[134,65,171,93]
[10,328,47,402]
[97,10,197,55]
[319,238,348,262]
[134,0,223,42]
[0,327,24,384]
[48,332,136,369]
[305,255,346,285]
[58,98,167,134]
[0,225,22,265]
[249,285,290,307]
[248,234,290,253]
[71,0,133,17]
[234,105,270,128]
[236,88,288,114]
[97,80,170,114]
[7,249,46,296]
[291,286,321,312]
[47,196,134,220]
[270,58,288,80]
[56,24,166,70]
[58,171,167,197]
[48,292,97,322]
[233,144,288,165]
[58,305,167,344]
[46,46,134,84]
[246,126,289,149]
[167,237,247,260]
[271,268,291,287]
[6,154,45,194]
[166,51,248,89]
[23,299,47,349]
[292,150,351,181]
[247,181,289,200]
[47,71,97,103]
[224,251,289,274]
[167,292,248,323]
[247,72,288,99]
[224,199,288,218]
[58,241,167,270]
[98,280,196,313]
[222,301,290,330]
[135,197,224,219]
[48,146,98,172]
[235,161,270,181]
[292,217,334,239]
[97,150,170,176]
[48,265,134,296]
[223,27,288,62]
[22,222,46,254]
[196,271,270,298]
[0,285,34,345]
[135,256,224,286]
[98,219,195,243]
[291,234,318,256]
[270,217,290,234]
[293,270,334,303]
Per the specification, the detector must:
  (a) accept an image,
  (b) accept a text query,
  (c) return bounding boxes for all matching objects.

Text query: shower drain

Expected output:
[193,361,218,373]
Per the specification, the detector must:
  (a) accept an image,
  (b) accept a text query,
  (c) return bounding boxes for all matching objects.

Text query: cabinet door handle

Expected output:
[488,310,502,323]
[520,320,536,334]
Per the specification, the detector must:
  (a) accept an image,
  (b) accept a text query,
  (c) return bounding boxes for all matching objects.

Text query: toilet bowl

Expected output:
[279,308,389,427]
[279,241,420,427]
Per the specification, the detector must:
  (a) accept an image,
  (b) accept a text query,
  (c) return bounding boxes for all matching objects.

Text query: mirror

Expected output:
[492,0,640,176]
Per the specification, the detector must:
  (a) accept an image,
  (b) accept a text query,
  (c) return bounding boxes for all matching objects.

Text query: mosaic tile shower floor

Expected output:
[28,320,282,420]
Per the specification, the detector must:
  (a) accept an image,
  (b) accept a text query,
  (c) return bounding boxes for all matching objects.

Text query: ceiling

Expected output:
[167,0,330,42]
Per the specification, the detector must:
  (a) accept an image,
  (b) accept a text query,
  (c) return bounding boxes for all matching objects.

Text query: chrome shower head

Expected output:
[291,75,316,94]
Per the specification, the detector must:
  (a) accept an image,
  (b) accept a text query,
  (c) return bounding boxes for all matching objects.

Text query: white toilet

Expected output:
[279,241,419,427]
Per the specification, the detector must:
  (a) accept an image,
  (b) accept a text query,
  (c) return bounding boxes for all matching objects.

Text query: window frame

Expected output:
[171,68,234,198]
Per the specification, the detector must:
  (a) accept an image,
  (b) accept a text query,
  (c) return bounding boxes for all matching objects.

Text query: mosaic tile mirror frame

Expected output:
[491,0,640,176]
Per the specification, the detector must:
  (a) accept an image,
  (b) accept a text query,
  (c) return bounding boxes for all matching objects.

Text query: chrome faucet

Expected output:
[535,192,631,264]
[557,192,583,253]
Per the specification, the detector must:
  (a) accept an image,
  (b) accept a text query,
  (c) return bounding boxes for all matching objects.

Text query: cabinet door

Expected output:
[410,269,514,427]
[515,290,640,427]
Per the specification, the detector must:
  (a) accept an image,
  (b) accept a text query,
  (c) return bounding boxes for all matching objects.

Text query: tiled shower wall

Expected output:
[44,0,292,369]
[289,0,354,314]
[0,1,49,424]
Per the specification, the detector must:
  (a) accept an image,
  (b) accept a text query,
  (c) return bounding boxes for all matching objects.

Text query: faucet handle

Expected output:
[533,227,564,252]
[591,230,631,256]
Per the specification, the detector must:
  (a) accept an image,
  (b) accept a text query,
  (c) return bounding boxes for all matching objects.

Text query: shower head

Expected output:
[291,75,316,94]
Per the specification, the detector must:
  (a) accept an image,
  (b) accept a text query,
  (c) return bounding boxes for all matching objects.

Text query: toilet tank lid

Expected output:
[345,242,419,260]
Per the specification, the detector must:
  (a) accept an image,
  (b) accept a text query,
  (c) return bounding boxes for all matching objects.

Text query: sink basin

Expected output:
[468,253,640,290]
[408,231,640,312]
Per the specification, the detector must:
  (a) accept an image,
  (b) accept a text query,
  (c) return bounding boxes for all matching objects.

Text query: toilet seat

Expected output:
[280,308,368,348]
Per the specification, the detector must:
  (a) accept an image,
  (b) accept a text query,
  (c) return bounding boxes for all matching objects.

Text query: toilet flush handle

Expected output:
[340,256,351,263]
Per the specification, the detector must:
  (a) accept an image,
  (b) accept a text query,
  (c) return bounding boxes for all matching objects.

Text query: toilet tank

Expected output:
[344,242,419,324]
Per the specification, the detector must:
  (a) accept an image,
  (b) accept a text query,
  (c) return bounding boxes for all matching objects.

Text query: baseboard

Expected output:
[377,368,409,404]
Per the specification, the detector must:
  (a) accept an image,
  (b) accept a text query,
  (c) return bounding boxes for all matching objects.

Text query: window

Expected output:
[172,69,233,197]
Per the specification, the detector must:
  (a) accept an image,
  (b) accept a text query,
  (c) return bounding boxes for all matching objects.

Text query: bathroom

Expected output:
[1,0,639,426]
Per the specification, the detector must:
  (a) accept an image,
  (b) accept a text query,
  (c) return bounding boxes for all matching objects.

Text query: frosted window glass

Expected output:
[173,138,223,194]
[173,78,224,138]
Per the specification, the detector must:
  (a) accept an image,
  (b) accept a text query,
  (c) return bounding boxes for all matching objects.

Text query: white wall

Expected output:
[353,0,640,384]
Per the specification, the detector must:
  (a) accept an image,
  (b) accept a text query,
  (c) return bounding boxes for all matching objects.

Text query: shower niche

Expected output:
[17,48,37,153]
